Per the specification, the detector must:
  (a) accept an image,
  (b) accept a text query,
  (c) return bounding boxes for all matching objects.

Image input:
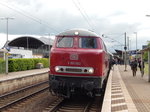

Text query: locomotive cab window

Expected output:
[56,37,73,48]
[79,37,97,48]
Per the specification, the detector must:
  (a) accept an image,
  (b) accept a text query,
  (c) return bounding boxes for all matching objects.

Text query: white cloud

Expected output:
[0,0,150,52]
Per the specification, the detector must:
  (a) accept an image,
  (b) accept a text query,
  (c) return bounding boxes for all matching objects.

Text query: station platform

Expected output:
[1,66,150,112]
[0,68,49,82]
[102,65,150,112]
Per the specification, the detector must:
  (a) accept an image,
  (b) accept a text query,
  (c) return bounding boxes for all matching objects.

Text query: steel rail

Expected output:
[0,80,48,99]
[48,98,64,112]
[44,98,96,112]
[83,102,91,112]
[0,86,49,111]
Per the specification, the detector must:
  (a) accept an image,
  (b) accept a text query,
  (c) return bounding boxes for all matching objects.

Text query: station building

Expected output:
[4,36,54,58]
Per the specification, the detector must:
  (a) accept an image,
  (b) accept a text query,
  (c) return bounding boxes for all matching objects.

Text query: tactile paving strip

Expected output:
[111,76,128,112]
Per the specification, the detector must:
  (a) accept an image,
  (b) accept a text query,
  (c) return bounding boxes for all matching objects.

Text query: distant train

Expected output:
[49,29,110,98]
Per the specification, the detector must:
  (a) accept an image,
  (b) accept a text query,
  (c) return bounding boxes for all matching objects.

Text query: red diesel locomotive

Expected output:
[49,29,109,97]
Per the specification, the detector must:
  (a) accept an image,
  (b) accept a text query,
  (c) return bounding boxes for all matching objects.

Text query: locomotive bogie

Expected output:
[49,75,103,97]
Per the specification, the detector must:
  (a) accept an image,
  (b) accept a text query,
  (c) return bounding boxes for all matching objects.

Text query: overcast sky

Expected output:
[0,0,150,52]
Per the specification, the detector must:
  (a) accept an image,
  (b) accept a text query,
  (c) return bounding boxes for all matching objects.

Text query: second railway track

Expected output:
[43,96,103,112]
[0,80,49,111]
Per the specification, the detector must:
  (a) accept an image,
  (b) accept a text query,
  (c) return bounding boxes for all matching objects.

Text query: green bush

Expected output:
[0,59,5,73]
[8,59,18,72]
[32,58,49,68]
[8,58,49,72]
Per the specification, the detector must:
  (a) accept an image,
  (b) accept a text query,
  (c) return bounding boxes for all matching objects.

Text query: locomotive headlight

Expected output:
[88,68,94,74]
[55,66,60,72]
[75,31,79,35]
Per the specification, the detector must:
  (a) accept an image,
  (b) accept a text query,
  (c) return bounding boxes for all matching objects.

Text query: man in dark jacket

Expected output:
[138,58,145,77]
[130,58,138,77]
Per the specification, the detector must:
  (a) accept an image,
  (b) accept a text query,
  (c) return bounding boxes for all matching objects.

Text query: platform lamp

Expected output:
[124,32,127,71]
[0,17,14,74]
[45,33,53,67]
[134,32,138,59]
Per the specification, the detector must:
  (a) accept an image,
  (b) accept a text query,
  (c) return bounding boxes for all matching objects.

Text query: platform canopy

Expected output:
[115,49,123,55]
[8,36,53,49]
[139,47,150,53]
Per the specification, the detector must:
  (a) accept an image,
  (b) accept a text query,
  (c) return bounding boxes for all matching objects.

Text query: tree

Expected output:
[143,41,150,61]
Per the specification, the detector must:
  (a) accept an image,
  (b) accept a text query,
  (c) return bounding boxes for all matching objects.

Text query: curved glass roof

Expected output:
[8,36,53,49]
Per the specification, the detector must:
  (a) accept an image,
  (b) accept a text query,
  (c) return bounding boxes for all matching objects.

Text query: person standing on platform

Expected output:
[138,58,142,71]
[141,61,145,77]
[130,58,138,77]
[138,58,145,77]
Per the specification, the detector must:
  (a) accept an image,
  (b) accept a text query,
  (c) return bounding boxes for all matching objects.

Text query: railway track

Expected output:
[0,80,49,111]
[43,96,102,112]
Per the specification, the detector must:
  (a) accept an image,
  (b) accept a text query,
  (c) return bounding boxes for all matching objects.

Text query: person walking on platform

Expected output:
[130,58,138,77]
[138,58,142,71]
[138,58,145,77]
[141,61,145,77]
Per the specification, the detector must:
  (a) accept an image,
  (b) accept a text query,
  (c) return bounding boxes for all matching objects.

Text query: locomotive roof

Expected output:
[57,29,100,37]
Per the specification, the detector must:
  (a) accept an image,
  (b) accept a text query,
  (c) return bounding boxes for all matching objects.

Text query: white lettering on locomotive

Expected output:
[68,61,81,65]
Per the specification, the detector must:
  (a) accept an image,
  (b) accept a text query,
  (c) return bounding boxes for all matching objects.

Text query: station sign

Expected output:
[128,50,136,55]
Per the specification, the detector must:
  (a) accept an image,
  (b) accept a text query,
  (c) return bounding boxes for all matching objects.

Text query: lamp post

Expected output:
[0,17,14,74]
[146,15,150,17]
[124,32,127,71]
[0,17,14,43]
[127,36,130,51]
[129,39,131,50]
[45,33,51,51]
[45,33,52,67]
[134,32,137,59]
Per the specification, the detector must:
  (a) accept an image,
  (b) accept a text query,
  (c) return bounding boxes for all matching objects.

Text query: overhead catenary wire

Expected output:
[76,0,96,29]
[0,1,59,33]
[102,33,124,45]
[102,33,125,52]
[72,0,94,30]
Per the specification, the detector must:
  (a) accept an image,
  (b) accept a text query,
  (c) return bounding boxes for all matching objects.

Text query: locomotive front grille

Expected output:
[55,66,94,74]
[66,68,82,72]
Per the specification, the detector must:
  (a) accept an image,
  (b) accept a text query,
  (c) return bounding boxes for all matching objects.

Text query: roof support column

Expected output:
[141,53,144,77]
[27,37,29,50]
[148,50,150,82]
